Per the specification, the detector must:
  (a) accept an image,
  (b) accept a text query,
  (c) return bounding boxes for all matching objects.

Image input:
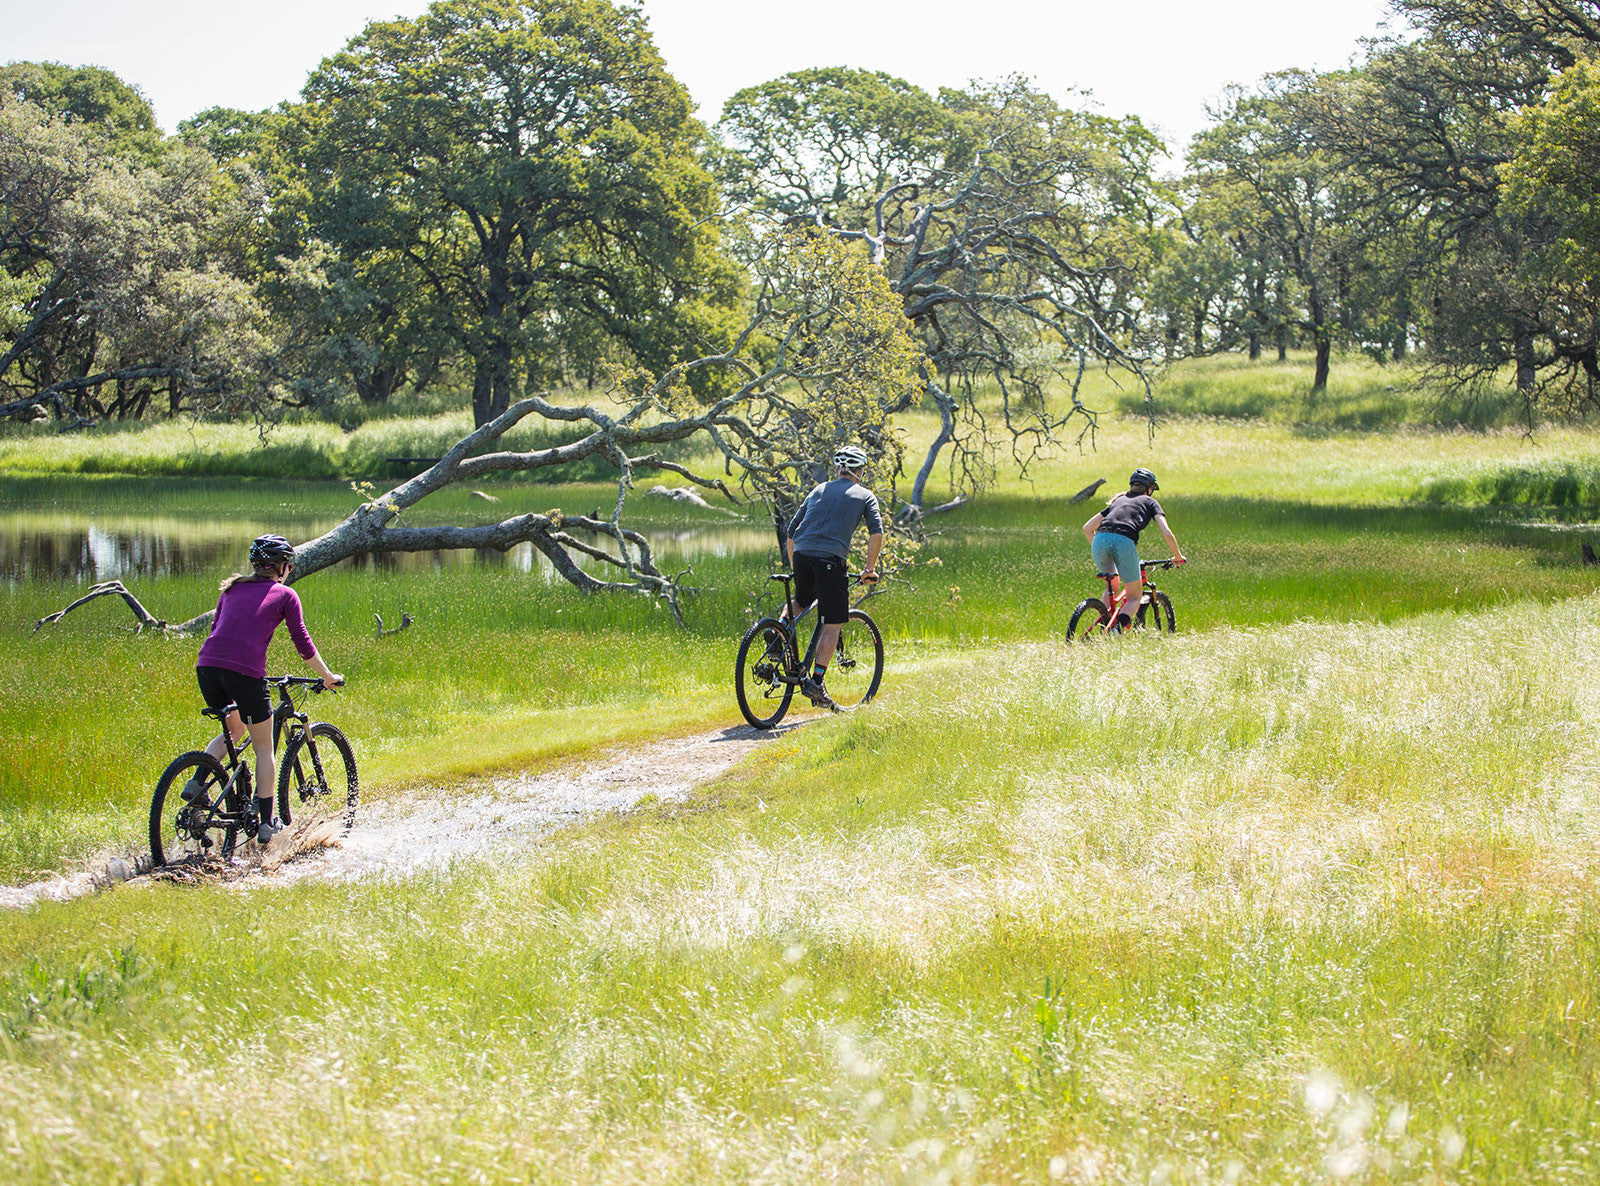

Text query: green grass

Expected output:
[0,407,705,482]
[6,413,1600,881]
[8,381,1600,1179]
[3,598,1600,1180]
[1115,350,1555,430]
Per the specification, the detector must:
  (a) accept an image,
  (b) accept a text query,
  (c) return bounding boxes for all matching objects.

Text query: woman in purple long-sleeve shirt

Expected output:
[187,534,344,844]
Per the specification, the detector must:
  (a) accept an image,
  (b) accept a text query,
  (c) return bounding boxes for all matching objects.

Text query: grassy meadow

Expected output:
[4,352,1600,1181]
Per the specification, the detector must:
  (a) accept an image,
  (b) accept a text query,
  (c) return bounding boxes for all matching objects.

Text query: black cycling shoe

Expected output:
[180,777,211,808]
[800,677,838,711]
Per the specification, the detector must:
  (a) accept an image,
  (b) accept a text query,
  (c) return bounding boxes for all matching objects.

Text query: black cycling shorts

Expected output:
[196,665,272,725]
[793,551,850,625]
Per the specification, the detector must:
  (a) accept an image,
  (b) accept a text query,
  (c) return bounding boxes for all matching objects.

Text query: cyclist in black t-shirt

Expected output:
[1081,467,1186,633]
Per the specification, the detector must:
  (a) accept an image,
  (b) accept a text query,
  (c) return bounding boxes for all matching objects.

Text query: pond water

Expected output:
[0,511,775,587]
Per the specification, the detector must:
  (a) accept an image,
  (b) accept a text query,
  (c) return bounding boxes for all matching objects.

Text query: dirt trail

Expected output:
[0,721,799,910]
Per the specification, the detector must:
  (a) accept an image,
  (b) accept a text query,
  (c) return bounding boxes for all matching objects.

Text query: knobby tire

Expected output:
[150,751,237,868]
[1066,597,1111,642]
[1136,590,1176,633]
[735,618,796,730]
[277,722,359,839]
[824,609,884,710]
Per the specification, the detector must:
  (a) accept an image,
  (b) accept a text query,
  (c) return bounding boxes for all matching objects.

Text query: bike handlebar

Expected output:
[769,571,879,584]
[272,675,344,691]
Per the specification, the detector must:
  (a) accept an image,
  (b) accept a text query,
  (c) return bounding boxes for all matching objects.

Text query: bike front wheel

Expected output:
[735,618,797,729]
[277,723,359,840]
[825,609,884,709]
[1136,591,1176,633]
[150,751,238,868]
[1066,597,1111,642]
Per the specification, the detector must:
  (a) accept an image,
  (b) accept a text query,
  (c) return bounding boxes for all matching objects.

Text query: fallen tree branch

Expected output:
[374,611,415,638]
[34,581,211,635]
[1068,478,1106,504]
[897,493,969,523]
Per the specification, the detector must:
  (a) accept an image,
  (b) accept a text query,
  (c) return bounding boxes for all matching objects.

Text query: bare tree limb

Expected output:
[34,581,211,635]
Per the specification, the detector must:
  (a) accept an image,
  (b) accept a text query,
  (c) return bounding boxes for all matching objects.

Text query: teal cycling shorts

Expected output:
[1091,532,1141,583]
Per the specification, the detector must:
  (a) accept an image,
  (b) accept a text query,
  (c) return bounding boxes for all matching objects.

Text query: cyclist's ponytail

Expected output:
[220,562,280,593]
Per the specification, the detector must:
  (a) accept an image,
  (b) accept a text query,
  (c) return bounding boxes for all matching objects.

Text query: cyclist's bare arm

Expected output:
[1082,511,1105,542]
[862,532,884,581]
[1154,514,1187,564]
[305,651,344,691]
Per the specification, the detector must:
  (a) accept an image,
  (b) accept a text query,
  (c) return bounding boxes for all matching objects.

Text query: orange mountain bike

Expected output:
[1066,559,1181,641]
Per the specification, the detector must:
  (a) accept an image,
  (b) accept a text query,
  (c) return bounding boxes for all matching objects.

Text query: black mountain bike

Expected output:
[734,572,885,729]
[149,676,358,867]
[1066,558,1181,641]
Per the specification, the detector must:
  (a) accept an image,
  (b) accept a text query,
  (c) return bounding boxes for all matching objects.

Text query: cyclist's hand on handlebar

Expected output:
[319,674,345,691]
[860,568,880,584]
[1173,554,1187,566]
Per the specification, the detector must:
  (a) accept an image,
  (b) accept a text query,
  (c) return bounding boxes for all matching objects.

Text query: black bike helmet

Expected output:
[249,534,295,568]
[1129,467,1159,491]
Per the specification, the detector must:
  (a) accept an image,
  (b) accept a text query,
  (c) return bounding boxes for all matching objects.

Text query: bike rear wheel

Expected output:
[1066,597,1111,642]
[735,618,796,729]
[277,723,359,840]
[1136,591,1176,633]
[150,751,239,867]
[825,609,884,709]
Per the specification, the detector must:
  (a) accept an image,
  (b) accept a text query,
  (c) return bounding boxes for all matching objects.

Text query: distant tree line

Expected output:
[1157,0,1600,415]
[5,0,1600,475]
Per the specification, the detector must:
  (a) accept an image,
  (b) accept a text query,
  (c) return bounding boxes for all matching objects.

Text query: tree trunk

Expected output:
[771,496,796,557]
[1313,336,1331,391]
[909,386,957,509]
[1248,273,1266,360]
[1275,278,1289,361]
[355,364,403,405]
[1515,331,1537,392]
[1393,290,1412,362]
[471,358,495,428]
[1308,284,1331,392]
[491,352,512,423]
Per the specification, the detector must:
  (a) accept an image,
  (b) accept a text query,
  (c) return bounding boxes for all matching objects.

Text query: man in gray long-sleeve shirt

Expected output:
[785,444,884,709]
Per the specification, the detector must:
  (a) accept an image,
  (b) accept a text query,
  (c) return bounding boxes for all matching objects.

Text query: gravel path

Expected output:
[0,721,801,909]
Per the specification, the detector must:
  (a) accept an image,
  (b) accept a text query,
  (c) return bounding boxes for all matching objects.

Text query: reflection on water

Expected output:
[0,513,333,584]
[1,512,772,586]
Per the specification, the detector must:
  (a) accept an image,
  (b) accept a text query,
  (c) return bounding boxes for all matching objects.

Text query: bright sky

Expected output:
[2,0,1398,157]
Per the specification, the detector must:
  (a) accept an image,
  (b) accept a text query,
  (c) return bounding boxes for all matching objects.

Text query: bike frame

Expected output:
[768,571,876,681]
[769,575,828,682]
[216,679,315,767]
[199,677,323,829]
[1093,560,1174,630]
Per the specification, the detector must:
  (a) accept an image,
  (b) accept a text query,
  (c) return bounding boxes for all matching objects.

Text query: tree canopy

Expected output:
[717,70,1166,509]
[276,0,735,426]
[0,94,275,424]
[14,0,1600,496]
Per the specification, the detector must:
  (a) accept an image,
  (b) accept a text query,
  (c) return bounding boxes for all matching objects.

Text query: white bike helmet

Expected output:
[833,445,869,471]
